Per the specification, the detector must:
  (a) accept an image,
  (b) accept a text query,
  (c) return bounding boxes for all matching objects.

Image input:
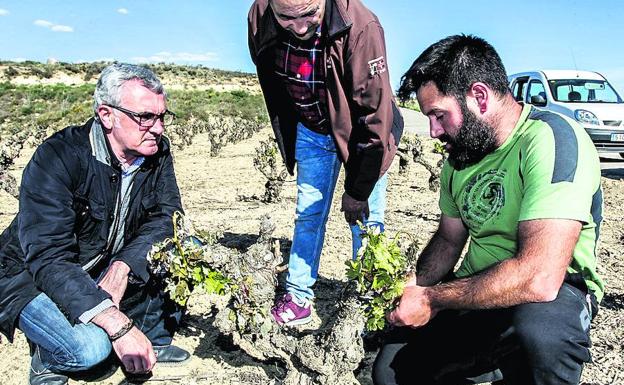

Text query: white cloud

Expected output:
[117,8,129,15]
[0,8,9,16]
[33,19,73,32]
[34,19,53,27]
[51,25,73,32]
[132,51,219,63]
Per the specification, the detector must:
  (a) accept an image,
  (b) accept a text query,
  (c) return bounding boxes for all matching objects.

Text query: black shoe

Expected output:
[29,348,69,385]
[154,345,191,366]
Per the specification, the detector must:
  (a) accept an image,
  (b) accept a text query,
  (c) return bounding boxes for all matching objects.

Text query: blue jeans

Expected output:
[286,123,388,300]
[18,275,183,373]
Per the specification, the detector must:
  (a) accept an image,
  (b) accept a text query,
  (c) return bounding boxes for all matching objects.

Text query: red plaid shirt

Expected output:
[274,28,328,134]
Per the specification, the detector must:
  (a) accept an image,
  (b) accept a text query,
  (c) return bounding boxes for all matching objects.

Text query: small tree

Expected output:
[396,134,423,175]
[0,131,28,199]
[0,125,49,199]
[208,116,264,157]
[396,135,449,191]
[167,115,265,153]
[413,140,447,192]
[253,139,288,203]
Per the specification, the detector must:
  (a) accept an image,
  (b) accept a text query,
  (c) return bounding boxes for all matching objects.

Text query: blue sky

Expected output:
[1,1,624,93]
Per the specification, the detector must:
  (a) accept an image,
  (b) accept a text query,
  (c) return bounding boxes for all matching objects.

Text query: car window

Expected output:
[527,80,546,103]
[511,78,529,102]
[547,79,622,103]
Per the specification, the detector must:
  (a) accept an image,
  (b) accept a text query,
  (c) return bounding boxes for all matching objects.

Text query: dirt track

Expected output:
[0,119,623,384]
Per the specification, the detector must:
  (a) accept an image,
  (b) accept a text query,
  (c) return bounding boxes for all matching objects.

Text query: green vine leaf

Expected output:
[146,211,232,306]
[346,226,418,331]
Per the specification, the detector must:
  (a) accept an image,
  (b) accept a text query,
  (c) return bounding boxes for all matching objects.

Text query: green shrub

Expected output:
[0,83,268,149]
[4,66,19,78]
[399,98,421,112]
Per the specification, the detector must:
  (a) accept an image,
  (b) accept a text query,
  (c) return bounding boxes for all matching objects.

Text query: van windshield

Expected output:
[548,79,622,103]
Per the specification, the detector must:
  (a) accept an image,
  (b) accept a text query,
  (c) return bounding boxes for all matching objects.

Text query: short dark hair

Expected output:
[397,34,510,101]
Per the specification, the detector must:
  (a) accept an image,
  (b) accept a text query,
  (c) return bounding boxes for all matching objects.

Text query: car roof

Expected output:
[509,70,605,81]
[542,70,605,80]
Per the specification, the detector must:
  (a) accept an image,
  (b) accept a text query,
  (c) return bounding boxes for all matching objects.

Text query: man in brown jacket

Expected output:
[248,0,403,326]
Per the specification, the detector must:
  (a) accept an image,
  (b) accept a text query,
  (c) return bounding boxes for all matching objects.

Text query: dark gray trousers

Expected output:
[373,280,596,385]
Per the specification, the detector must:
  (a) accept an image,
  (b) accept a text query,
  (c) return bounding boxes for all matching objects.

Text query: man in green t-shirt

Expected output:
[373,35,602,385]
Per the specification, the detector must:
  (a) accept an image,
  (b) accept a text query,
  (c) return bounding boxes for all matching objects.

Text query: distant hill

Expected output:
[0,62,267,151]
[0,61,260,93]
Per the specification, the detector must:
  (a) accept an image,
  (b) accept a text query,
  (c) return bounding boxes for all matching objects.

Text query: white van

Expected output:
[508,70,624,155]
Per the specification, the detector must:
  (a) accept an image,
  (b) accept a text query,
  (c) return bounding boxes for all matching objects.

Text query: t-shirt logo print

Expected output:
[461,169,506,228]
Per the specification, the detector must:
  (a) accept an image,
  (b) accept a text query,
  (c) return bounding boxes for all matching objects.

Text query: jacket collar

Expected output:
[89,117,118,168]
[256,0,352,56]
[323,0,352,38]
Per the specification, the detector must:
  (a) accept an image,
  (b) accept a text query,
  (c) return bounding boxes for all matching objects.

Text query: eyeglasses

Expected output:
[105,104,175,127]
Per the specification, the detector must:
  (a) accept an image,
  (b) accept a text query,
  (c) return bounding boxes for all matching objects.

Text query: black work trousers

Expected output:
[373,281,596,385]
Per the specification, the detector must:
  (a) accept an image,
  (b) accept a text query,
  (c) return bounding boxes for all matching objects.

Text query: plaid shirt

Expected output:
[274,28,328,134]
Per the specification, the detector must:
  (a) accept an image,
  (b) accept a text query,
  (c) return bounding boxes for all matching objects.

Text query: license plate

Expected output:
[611,133,624,142]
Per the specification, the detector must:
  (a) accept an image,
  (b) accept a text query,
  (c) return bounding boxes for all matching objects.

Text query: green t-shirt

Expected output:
[439,104,604,301]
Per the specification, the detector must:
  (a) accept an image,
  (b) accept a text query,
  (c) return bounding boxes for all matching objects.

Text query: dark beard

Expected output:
[444,100,497,169]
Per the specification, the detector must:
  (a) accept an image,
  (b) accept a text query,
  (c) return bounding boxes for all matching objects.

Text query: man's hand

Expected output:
[341,192,369,225]
[92,307,156,374]
[388,275,438,328]
[98,261,130,306]
[112,326,157,374]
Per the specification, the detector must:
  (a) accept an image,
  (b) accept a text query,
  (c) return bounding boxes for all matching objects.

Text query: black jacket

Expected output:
[0,118,182,341]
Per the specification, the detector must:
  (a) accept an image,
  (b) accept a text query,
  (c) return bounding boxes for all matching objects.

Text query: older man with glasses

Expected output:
[248,0,404,327]
[0,63,189,385]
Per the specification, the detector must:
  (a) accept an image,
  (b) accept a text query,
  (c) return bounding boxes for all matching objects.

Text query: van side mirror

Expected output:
[530,95,547,107]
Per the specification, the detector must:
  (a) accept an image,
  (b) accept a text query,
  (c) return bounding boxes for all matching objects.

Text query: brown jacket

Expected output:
[248,0,403,200]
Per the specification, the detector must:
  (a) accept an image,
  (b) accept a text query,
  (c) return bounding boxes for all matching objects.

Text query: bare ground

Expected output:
[0,125,622,385]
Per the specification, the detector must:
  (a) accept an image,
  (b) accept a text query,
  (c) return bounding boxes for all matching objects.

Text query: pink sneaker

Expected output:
[271,293,312,326]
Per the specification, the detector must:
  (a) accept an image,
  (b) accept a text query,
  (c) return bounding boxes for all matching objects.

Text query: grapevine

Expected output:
[147,211,232,306]
[253,139,288,203]
[346,226,418,331]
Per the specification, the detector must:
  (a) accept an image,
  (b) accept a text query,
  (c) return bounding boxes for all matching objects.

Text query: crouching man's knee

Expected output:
[373,340,435,385]
[62,327,112,371]
[372,345,397,385]
[511,291,592,383]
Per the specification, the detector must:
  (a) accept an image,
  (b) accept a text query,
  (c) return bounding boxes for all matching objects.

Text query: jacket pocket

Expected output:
[125,192,159,241]
[0,223,24,279]
[0,254,23,279]
[73,196,106,243]
[141,192,159,215]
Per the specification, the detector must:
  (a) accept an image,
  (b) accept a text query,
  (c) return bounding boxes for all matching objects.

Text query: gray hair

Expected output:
[93,63,166,114]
